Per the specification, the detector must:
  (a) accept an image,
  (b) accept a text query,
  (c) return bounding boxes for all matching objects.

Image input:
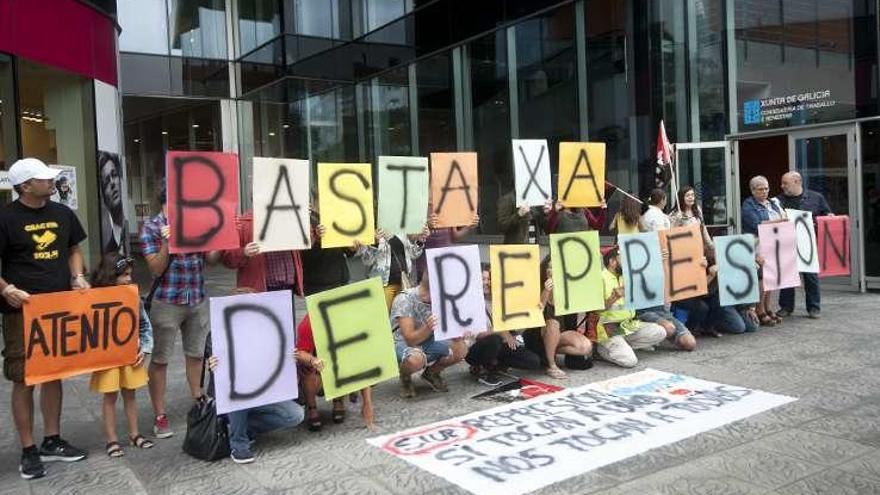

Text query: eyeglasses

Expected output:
[114,257,134,274]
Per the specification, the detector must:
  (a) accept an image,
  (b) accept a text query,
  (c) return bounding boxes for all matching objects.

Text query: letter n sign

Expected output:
[305,278,399,400]
[166,151,240,254]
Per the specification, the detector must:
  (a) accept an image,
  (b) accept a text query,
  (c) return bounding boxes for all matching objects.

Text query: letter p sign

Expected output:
[166,151,240,254]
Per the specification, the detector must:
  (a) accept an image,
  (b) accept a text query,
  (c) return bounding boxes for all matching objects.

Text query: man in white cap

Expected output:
[0,158,90,479]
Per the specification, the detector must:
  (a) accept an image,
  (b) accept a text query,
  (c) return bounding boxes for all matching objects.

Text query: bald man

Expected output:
[777,171,832,319]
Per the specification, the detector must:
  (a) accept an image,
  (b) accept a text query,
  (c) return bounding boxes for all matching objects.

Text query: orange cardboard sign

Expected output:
[658,225,708,302]
[430,152,478,228]
[23,285,140,385]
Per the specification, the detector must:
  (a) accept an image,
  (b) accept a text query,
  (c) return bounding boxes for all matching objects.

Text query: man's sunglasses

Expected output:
[115,257,134,274]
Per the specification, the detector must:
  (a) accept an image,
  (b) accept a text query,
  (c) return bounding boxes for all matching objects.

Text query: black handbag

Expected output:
[182,338,230,461]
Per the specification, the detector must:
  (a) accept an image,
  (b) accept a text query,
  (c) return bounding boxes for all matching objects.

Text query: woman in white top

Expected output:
[640,188,671,232]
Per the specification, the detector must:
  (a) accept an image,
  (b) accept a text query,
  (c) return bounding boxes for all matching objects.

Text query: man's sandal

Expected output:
[129,435,154,449]
[106,441,124,458]
[306,405,322,432]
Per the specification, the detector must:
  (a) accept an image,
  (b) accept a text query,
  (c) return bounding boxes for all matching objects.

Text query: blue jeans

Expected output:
[227,400,304,454]
[637,306,690,338]
[394,333,450,366]
[778,273,820,313]
[705,293,750,334]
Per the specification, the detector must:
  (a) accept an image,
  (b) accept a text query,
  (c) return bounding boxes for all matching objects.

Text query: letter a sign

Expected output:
[253,157,311,251]
[166,151,240,254]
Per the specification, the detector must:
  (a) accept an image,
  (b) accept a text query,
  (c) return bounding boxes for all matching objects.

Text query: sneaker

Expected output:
[808,310,821,319]
[153,414,174,439]
[421,368,449,392]
[399,374,416,398]
[39,437,87,463]
[230,448,255,464]
[776,308,793,318]
[477,371,503,387]
[20,448,45,480]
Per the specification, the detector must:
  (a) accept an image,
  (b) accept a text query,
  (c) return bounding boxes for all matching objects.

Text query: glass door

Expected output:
[675,141,734,236]
[788,125,861,291]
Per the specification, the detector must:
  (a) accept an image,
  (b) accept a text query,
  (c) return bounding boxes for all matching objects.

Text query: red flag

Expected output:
[655,120,674,188]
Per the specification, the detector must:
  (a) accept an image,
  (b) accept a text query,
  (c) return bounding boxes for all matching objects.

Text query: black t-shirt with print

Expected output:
[0,200,87,307]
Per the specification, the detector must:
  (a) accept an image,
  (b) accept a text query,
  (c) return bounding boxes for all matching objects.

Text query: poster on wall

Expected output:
[12,165,78,209]
[97,151,128,255]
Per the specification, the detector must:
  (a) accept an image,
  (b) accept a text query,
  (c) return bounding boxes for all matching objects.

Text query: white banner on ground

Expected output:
[368,369,795,495]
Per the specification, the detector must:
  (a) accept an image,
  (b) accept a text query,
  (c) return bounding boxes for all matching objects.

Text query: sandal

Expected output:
[758,313,776,327]
[306,405,322,432]
[546,367,567,379]
[129,434,154,449]
[331,399,346,424]
[106,441,124,458]
[769,312,783,324]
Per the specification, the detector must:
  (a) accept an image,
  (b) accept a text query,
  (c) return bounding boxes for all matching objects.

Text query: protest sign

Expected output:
[658,225,708,302]
[714,235,760,307]
[489,245,543,332]
[306,278,397,400]
[471,377,564,405]
[369,369,795,495]
[558,142,605,207]
[24,285,140,385]
[817,215,851,277]
[430,152,478,228]
[210,291,297,415]
[166,151,240,254]
[318,162,376,249]
[758,222,800,290]
[618,232,665,310]
[786,209,819,273]
[549,231,603,315]
[377,156,429,235]
[426,245,486,341]
[252,157,311,251]
[512,140,551,207]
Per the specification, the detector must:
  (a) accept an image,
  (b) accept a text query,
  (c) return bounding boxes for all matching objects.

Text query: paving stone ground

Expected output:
[1,266,879,494]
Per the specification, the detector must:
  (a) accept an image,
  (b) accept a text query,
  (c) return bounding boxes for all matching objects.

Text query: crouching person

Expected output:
[595,247,666,368]
[206,356,304,464]
[390,276,465,398]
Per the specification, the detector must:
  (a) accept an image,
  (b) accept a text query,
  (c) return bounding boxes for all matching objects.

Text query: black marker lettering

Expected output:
[793,213,815,266]
[223,303,287,400]
[329,169,370,236]
[433,253,474,333]
[174,156,226,247]
[723,238,755,301]
[821,218,848,271]
[261,165,308,246]
[498,251,531,322]
[556,236,593,311]
[622,238,657,303]
[665,230,697,298]
[317,289,383,388]
[561,148,601,202]
[518,145,549,201]
[435,160,474,215]
[387,163,427,229]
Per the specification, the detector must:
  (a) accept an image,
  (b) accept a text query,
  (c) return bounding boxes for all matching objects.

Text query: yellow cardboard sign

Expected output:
[558,142,606,207]
[318,162,375,248]
[490,245,543,332]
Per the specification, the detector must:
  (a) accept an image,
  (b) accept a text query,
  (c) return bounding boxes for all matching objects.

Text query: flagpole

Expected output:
[605,180,644,204]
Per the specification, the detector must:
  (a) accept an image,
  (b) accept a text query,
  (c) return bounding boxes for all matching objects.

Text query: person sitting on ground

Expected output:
[465,264,541,386]
[390,275,466,398]
[595,247,668,368]
[296,313,367,431]
[610,193,643,236]
[89,254,155,458]
[521,256,593,379]
[355,226,429,310]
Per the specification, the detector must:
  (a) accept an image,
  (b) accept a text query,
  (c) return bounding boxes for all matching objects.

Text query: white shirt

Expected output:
[639,205,671,232]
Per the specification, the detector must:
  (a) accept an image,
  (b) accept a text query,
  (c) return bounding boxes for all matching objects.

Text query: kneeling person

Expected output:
[390,276,465,398]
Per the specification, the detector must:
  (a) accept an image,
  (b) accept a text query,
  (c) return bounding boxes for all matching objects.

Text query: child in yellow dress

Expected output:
[89,254,155,457]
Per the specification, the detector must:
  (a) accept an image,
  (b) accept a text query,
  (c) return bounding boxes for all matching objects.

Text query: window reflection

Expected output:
[168,0,229,59]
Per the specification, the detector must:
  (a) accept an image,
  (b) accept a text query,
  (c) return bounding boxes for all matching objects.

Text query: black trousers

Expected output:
[465,334,541,371]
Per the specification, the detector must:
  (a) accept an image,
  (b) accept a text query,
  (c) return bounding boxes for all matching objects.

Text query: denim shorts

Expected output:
[394,334,451,367]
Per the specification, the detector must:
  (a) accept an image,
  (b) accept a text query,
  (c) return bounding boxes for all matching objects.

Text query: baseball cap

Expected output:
[8,158,60,186]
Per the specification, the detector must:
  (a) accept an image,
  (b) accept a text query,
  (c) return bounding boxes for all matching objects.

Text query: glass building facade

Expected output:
[4,0,876,287]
